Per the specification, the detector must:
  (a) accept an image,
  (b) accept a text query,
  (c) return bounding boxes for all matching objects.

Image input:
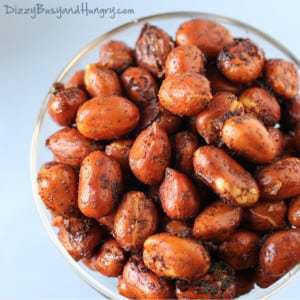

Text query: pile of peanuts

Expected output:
[37,18,300,299]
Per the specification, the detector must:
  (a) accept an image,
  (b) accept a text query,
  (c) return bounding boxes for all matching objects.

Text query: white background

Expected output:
[0,0,300,299]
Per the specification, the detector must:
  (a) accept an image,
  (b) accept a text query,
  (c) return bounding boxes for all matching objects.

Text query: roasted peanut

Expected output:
[288,197,300,227]
[259,229,300,277]
[76,95,140,140]
[165,220,192,238]
[218,39,265,83]
[264,59,299,99]
[78,151,123,219]
[114,191,158,251]
[193,146,259,206]
[159,72,212,116]
[95,239,126,277]
[243,201,287,232]
[219,230,260,270]
[98,40,133,72]
[129,123,171,184]
[268,127,285,159]
[46,127,96,167]
[193,201,242,241]
[37,162,78,216]
[176,18,233,58]
[222,115,278,163]
[175,262,236,299]
[84,64,122,97]
[256,157,300,200]
[255,267,281,288]
[288,95,300,124]
[56,216,103,261]
[105,139,133,173]
[174,131,199,175]
[206,63,242,95]
[153,108,182,134]
[121,67,157,107]
[66,70,85,89]
[239,87,281,126]
[135,23,174,77]
[47,87,87,126]
[196,92,243,144]
[165,45,206,77]
[143,233,211,280]
[97,209,116,232]
[159,168,200,219]
[118,256,174,299]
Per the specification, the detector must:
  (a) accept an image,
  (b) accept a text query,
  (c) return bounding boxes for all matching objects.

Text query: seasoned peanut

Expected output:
[135,23,174,77]
[56,216,103,261]
[219,230,260,270]
[37,162,78,216]
[76,96,140,140]
[78,151,123,219]
[118,256,174,299]
[264,59,299,99]
[165,45,205,77]
[193,201,242,241]
[256,157,300,200]
[218,39,265,83]
[98,40,133,72]
[165,220,192,238]
[175,262,236,299]
[114,191,158,251]
[259,229,300,277]
[121,67,157,107]
[84,64,121,97]
[46,127,96,167]
[239,87,281,126]
[47,87,87,126]
[159,72,212,116]
[143,233,211,280]
[159,168,200,219]
[176,18,233,58]
[129,123,171,184]
[196,92,244,144]
[193,146,259,206]
[222,115,278,163]
[105,139,132,173]
[174,131,199,175]
[243,201,287,232]
[95,239,125,277]
[288,197,300,227]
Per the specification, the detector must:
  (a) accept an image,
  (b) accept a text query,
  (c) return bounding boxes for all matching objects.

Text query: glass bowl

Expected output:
[30,11,300,300]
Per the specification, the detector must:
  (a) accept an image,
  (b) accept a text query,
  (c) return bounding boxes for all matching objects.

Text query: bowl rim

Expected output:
[30,11,300,300]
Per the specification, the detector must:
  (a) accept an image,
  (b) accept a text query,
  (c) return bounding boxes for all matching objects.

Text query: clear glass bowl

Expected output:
[30,11,300,300]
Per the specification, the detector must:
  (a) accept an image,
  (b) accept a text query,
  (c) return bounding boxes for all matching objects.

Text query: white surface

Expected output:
[0,0,299,299]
